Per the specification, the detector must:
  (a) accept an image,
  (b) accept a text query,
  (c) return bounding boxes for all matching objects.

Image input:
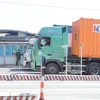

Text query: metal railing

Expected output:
[62,44,85,75]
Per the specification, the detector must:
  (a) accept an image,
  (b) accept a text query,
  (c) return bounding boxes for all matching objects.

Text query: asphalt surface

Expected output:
[0,67,80,75]
[0,81,100,100]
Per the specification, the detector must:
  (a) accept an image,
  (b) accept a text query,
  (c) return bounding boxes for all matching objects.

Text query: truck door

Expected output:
[41,37,52,58]
[35,37,52,66]
[51,35,63,58]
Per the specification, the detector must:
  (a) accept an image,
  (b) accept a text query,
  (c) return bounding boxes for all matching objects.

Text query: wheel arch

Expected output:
[86,62,100,75]
[45,59,64,72]
[86,62,100,72]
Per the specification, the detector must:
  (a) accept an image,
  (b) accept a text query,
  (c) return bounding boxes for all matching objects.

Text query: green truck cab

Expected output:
[23,25,68,74]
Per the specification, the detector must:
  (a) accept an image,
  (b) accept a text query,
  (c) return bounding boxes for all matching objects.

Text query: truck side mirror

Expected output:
[29,38,35,44]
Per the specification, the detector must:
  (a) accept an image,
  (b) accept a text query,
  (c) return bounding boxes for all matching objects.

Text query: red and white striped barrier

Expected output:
[0,74,100,81]
[0,93,36,100]
[0,96,36,100]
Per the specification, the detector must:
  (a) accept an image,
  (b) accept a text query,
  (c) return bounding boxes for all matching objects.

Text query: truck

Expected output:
[23,25,68,74]
[23,18,100,75]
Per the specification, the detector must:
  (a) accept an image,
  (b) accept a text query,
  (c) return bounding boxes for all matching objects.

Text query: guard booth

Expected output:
[0,38,28,65]
[0,30,34,66]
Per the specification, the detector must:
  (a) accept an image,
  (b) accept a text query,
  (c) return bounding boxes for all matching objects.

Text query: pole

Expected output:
[39,56,45,100]
[80,44,83,75]
[39,76,44,100]
[65,45,68,75]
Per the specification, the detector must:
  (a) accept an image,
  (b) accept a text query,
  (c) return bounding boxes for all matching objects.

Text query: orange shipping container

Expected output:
[72,18,100,58]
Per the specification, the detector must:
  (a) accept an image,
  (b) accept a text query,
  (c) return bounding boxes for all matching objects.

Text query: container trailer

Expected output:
[23,18,100,75]
[71,18,100,75]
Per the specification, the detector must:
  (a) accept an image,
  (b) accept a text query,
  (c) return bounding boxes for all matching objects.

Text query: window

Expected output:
[41,37,50,47]
[0,46,3,56]
[6,46,12,56]
[12,46,17,55]
[18,46,23,54]
[6,45,24,56]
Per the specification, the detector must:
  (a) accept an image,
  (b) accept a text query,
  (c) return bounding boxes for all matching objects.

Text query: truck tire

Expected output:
[87,63,100,75]
[45,63,60,74]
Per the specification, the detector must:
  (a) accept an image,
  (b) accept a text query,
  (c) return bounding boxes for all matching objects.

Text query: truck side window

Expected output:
[45,38,50,46]
[41,38,50,47]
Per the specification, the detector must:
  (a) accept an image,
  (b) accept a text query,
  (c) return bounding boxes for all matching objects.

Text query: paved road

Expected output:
[0,81,100,100]
[0,67,66,75]
[0,67,39,74]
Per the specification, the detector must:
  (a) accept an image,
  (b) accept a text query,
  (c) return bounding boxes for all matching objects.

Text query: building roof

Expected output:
[0,29,36,43]
[0,29,35,35]
[0,36,31,42]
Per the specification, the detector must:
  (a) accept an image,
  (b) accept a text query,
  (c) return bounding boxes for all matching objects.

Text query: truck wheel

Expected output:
[45,63,60,74]
[87,63,100,75]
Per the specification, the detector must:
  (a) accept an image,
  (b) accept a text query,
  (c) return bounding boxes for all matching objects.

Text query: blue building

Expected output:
[0,30,34,65]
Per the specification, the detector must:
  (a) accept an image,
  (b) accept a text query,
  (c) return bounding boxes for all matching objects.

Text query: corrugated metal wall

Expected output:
[72,18,100,58]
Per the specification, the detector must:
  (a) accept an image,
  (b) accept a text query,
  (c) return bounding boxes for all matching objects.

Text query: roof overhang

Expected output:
[0,42,28,44]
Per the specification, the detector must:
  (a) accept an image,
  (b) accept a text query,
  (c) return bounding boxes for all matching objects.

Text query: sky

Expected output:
[0,0,100,33]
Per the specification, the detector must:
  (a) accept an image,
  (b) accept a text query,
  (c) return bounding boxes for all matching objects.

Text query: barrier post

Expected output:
[65,45,68,75]
[80,44,83,75]
[39,56,45,100]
